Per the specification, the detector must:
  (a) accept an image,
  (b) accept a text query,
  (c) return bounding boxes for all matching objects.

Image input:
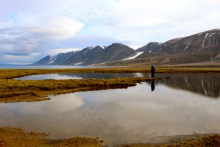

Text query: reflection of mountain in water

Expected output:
[154,74,220,98]
[20,72,219,98]
[57,73,147,79]
[60,73,220,98]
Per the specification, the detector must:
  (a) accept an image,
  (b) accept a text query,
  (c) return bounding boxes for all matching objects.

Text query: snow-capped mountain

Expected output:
[34,29,220,66]
[33,44,136,65]
[33,46,104,65]
[139,29,220,58]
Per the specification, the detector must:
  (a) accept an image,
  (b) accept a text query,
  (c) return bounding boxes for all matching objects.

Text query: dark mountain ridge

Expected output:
[83,43,136,65]
[136,42,161,52]
[139,29,220,58]
[34,29,220,66]
[33,44,136,65]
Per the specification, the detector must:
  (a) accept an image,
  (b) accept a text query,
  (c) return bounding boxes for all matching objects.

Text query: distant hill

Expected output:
[83,43,136,65]
[103,29,220,66]
[33,44,136,65]
[34,29,220,66]
[33,46,104,65]
[139,29,220,58]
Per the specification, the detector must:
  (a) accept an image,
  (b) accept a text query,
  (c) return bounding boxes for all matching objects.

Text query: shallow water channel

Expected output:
[1,73,220,145]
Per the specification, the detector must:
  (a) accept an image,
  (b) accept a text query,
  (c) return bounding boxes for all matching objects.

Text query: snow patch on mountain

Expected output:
[182,45,189,52]
[74,62,84,65]
[49,55,57,64]
[202,33,209,48]
[122,52,143,60]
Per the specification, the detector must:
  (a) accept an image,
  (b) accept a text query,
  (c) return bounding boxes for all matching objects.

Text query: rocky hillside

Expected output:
[139,29,220,58]
[136,42,161,52]
[33,44,136,65]
[103,29,220,66]
[34,29,220,66]
[33,46,104,65]
[83,43,136,65]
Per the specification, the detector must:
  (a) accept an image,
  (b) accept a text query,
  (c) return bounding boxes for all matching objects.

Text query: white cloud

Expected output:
[0,0,220,63]
[28,17,84,40]
[30,52,41,56]
[207,0,220,5]
[3,55,30,60]
[0,16,83,61]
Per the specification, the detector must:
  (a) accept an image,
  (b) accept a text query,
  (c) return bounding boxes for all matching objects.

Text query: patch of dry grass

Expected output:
[0,126,102,147]
[1,125,220,147]
[121,134,220,147]
[0,68,219,103]
[1,68,220,79]
[0,77,159,103]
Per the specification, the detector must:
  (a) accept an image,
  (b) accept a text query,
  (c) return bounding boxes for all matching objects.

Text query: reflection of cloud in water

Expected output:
[7,94,84,115]
[0,83,220,145]
[16,73,150,80]
[134,73,146,77]
[48,94,84,112]
[16,74,83,80]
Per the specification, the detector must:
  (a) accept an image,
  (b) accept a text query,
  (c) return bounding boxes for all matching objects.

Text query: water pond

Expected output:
[15,73,150,80]
[1,73,220,146]
[0,65,112,69]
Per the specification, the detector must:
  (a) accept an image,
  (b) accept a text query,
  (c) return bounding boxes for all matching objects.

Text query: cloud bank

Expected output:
[0,0,220,63]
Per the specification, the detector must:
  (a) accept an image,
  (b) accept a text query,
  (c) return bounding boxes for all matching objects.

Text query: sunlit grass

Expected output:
[0,68,219,103]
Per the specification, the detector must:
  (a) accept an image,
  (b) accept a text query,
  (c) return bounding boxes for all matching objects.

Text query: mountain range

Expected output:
[34,29,220,66]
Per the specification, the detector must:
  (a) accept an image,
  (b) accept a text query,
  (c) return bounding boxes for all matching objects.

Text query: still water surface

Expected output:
[15,73,150,80]
[0,65,112,69]
[1,73,220,145]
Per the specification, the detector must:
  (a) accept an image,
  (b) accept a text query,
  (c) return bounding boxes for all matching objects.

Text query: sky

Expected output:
[0,0,220,64]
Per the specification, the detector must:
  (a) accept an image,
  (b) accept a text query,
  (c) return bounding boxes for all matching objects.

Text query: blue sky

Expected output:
[0,0,220,64]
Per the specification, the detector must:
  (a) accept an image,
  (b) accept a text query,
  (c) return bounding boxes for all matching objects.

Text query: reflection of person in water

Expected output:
[151,66,155,78]
[150,66,155,91]
[151,81,155,91]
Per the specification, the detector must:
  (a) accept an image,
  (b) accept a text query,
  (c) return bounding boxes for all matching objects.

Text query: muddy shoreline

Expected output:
[1,125,220,147]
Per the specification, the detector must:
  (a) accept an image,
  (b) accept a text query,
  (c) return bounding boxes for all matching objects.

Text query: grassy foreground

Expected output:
[0,126,102,147]
[0,68,220,103]
[1,126,220,147]
[121,135,220,147]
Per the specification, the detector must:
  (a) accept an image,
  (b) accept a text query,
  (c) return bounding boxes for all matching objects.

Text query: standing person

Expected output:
[151,66,155,78]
